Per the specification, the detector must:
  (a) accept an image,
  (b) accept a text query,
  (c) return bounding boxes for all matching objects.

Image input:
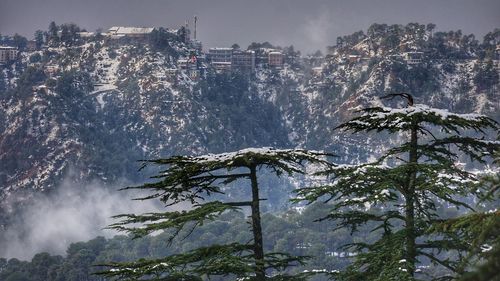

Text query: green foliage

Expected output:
[98,148,331,280]
[336,231,413,281]
[29,53,42,63]
[247,42,276,50]
[109,201,240,240]
[297,93,499,280]
[428,149,500,281]
[48,21,59,44]
[473,61,499,92]
[1,204,358,281]
[34,30,44,48]
[428,211,500,281]
[12,66,46,98]
[330,22,492,60]
[55,70,94,97]
[12,34,28,50]
[57,23,82,46]
[149,28,178,56]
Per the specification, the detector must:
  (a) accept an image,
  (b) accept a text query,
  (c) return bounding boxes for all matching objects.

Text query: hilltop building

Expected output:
[232,50,255,73]
[268,51,284,67]
[177,55,198,70]
[348,54,362,63]
[207,48,232,73]
[107,27,155,39]
[207,48,257,73]
[177,53,203,80]
[77,32,95,39]
[403,51,424,65]
[207,48,233,64]
[311,66,324,77]
[0,46,18,65]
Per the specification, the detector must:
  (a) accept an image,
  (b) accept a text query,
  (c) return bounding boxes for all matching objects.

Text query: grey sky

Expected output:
[1,0,499,53]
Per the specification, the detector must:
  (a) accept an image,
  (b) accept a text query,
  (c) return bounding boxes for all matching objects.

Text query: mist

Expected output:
[0,179,163,260]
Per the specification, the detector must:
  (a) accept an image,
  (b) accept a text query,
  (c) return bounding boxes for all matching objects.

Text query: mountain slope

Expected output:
[0,23,498,214]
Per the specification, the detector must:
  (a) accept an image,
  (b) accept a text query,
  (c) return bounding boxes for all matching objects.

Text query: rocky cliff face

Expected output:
[0,24,498,212]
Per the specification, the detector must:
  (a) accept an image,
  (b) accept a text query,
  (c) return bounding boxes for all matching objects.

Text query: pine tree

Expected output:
[60,24,71,46]
[34,30,44,49]
[97,148,331,280]
[296,93,498,280]
[48,21,59,44]
[12,34,27,50]
[428,148,499,281]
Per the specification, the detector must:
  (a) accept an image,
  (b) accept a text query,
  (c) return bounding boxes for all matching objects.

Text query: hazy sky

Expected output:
[1,0,499,53]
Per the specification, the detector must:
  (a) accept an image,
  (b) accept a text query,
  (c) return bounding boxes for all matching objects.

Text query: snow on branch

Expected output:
[338,104,498,134]
[127,147,333,205]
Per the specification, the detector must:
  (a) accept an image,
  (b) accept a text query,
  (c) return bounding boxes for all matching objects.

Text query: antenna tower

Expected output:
[194,15,198,40]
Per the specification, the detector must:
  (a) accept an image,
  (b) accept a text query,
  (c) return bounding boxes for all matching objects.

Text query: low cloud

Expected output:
[0,179,163,260]
[298,10,335,53]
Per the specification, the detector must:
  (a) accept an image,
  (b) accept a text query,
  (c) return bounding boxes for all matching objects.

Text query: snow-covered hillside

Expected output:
[0,23,498,215]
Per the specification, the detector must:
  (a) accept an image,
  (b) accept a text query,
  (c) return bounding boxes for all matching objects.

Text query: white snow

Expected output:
[190,147,326,164]
[379,189,390,196]
[374,104,486,121]
[480,244,493,253]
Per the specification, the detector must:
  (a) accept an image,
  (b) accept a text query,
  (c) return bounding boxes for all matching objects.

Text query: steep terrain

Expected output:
[0,23,498,216]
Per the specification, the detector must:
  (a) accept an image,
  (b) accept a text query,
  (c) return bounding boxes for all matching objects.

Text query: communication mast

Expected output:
[184,20,191,42]
[194,15,198,40]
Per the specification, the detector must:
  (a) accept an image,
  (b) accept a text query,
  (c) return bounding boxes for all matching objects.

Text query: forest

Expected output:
[0,18,499,281]
[1,94,497,281]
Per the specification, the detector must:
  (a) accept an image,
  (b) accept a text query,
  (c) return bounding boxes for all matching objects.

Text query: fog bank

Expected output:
[0,180,162,260]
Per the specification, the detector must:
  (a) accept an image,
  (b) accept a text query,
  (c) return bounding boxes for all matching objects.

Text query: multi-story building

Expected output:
[403,51,424,65]
[231,50,255,73]
[207,48,233,64]
[189,69,200,80]
[177,58,190,70]
[211,62,232,73]
[268,51,284,67]
[0,46,18,65]
[177,54,198,69]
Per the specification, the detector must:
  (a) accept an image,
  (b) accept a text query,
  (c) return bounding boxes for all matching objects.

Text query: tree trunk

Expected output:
[249,164,265,280]
[405,119,418,275]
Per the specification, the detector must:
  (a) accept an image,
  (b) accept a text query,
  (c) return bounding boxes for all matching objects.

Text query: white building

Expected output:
[77,32,95,38]
[268,51,284,67]
[0,46,18,64]
[311,66,323,77]
[403,51,424,65]
[208,48,233,64]
[107,27,155,39]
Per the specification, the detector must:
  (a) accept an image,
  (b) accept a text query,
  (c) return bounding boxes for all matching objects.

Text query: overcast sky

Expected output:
[1,0,499,53]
